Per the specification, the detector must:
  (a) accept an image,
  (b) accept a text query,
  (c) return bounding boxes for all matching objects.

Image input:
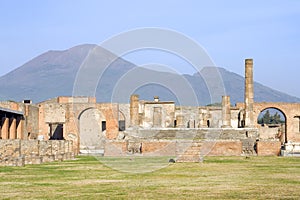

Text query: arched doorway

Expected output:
[78,108,106,153]
[257,108,287,144]
[238,109,245,128]
[119,111,126,131]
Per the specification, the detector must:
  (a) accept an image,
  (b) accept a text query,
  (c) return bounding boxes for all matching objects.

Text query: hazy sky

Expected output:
[0,0,299,97]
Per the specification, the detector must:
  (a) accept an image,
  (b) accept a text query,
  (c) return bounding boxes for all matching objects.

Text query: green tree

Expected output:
[258,110,285,125]
[273,112,281,124]
[263,110,271,124]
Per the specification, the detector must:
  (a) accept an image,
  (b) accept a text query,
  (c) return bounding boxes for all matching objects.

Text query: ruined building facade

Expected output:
[1,59,300,165]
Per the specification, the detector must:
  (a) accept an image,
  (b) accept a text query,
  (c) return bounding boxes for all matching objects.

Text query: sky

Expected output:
[0,0,300,98]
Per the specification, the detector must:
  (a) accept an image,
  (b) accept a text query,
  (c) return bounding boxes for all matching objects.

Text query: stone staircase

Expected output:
[176,141,202,162]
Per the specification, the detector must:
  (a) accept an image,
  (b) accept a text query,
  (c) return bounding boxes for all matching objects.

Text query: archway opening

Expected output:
[119,111,126,131]
[257,108,287,144]
[78,108,106,154]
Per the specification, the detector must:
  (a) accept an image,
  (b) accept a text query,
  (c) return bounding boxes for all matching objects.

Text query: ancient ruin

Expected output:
[1,59,300,166]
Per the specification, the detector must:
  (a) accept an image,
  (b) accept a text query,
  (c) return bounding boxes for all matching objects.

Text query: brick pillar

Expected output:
[2,117,9,139]
[16,117,24,139]
[176,115,185,128]
[9,117,17,139]
[221,96,232,128]
[130,95,139,127]
[244,59,254,127]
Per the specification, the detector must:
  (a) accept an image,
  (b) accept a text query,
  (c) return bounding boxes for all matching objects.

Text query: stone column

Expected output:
[16,117,24,139]
[244,59,254,127]
[130,95,139,127]
[9,117,17,139]
[176,115,185,128]
[2,117,9,139]
[221,96,232,128]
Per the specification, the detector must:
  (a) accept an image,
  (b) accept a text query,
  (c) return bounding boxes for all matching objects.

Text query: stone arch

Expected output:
[256,107,287,144]
[118,110,126,131]
[253,102,300,144]
[257,107,287,123]
[78,107,106,153]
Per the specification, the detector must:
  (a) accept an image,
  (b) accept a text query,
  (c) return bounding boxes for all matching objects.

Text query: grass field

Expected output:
[0,156,300,199]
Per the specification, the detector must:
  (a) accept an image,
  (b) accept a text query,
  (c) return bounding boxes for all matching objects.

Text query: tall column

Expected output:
[244,59,254,127]
[2,117,9,139]
[221,96,232,128]
[130,95,139,127]
[9,117,17,139]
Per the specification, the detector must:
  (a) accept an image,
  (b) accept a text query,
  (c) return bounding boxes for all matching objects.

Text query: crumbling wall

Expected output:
[176,106,199,128]
[96,103,119,139]
[25,104,39,139]
[0,139,74,166]
[142,101,175,128]
[119,104,130,129]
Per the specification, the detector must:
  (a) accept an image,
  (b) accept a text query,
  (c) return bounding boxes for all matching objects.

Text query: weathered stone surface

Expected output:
[0,140,74,166]
[257,141,281,156]
[142,141,175,156]
[244,59,254,127]
[204,141,243,156]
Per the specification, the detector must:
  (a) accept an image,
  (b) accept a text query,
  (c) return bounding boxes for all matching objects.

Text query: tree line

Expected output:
[258,110,285,124]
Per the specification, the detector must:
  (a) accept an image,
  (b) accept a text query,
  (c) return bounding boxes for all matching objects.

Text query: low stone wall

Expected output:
[203,141,243,156]
[104,139,244,158]
[256,141,281,156]
[0,140,74,166]
[125,128,258,140]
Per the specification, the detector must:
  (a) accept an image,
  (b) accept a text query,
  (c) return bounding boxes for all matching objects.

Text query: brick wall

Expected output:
[203,141,243,156]
[256,141,281,156]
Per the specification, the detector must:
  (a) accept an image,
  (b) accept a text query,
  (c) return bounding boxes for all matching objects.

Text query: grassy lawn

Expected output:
[0,156,300,199]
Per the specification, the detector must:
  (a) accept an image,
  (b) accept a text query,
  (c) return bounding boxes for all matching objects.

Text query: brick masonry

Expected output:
[256,141,281,156]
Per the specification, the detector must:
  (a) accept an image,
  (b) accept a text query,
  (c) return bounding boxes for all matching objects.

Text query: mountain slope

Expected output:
[0,44,136,103]
[0,44,299,105]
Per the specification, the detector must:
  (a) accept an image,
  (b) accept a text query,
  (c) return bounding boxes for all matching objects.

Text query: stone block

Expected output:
[1,140,21,158]
[54,154,64,161]
[21,140,39,156]
[42,155,55,163]
[39,141,52,156]
[25,156,43,165]
[51,140,60,156]
[59,140,65,154]
[257,141,281,156]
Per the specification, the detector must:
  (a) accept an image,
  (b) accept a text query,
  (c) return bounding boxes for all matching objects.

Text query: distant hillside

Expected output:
[0,44,299,105]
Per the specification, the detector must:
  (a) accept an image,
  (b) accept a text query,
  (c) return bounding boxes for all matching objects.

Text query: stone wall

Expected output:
[0,140,74,166]
[256,141,281,156]
[25,104,39,139]
[104,128,259,158]
[104,139,244,161]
